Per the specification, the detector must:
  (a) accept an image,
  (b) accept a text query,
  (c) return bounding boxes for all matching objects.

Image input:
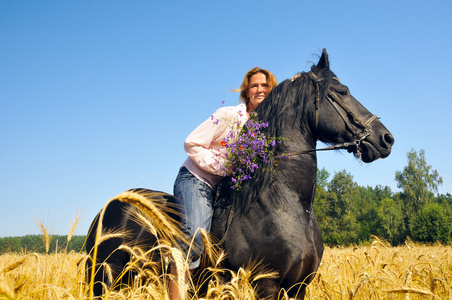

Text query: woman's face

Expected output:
[246,72,269,112]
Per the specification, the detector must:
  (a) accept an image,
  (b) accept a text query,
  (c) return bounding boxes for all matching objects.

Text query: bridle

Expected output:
[287,71,378,162]
[216,72,379,245]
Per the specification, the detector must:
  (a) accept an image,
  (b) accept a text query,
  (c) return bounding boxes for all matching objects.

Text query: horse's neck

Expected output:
[269,105,318,206]
[242,77,319,208]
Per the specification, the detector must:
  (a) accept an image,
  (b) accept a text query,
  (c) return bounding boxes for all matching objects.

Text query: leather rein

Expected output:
[286,71,378,162]
[215,72,379,245]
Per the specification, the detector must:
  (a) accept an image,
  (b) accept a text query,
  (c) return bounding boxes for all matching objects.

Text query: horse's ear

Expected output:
[311,48,329,74]
[317,49,329,69]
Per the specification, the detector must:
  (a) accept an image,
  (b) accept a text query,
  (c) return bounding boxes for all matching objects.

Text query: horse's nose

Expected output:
[380,133,394,156]
[384,133,394,146]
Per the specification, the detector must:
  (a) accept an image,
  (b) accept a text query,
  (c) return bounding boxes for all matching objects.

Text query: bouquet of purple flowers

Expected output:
[216,113,287,190]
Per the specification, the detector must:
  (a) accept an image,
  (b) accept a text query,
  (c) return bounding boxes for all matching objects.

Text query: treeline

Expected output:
[314,149,452,246]
[1,148,450,252]
[0,235,86,254]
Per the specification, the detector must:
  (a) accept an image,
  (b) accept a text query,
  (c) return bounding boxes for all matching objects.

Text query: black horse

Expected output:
[86,49,394,299]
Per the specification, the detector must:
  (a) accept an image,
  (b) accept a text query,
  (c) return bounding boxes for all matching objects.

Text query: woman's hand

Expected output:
[291,73,301,81]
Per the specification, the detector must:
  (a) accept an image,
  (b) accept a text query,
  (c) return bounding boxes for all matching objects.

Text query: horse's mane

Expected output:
[216,69,335,215]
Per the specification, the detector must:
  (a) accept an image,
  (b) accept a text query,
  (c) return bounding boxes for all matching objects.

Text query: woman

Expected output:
[170,67,278,299]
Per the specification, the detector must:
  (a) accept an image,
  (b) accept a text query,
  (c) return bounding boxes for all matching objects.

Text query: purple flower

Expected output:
[212,112,287,190]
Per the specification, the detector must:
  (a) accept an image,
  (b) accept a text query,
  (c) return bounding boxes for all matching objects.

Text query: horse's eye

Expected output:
[337,88,349,96]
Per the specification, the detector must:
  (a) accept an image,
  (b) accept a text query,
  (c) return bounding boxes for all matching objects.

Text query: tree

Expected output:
[316,170,359,245]
[410,203,450,244]
[436,193,452,206]
[371,185,393,201]
[395,149,443,234]
[395,149,442,209]
[376,196,406,245]
[313,168,332,241]
[316,167,330,190]
[351,186,382,243]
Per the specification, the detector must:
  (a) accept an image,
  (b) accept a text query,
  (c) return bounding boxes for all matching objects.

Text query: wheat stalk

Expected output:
[92,232,126,250]
[1,253,39,274]
[200,228,219,266]
[0,276,15,300]
[169,247,189,300]
[35,222,52,254]
[2,242,452,300]
[124,206,158,237]
[385,286,443,299]
[117,190,183,240]
[67,214,79,245]
[88,189,189,299]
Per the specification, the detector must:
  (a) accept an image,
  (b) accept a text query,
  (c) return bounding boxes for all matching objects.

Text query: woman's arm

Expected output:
[184,107,231,175]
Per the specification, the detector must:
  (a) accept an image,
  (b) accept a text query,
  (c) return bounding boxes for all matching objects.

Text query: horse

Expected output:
[85,48,394,299]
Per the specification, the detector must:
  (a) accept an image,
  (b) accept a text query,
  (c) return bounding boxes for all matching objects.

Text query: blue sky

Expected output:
[1,1,451,237]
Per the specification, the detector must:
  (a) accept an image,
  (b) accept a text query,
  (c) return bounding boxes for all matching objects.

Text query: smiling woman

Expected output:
[246,73,270,111]
[168,67,278,300]
[232,67,279,114]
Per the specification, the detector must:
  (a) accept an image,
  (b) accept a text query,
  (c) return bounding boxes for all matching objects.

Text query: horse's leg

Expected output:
[255,278,280,299]
[294,289,306,300]
[256,278,308,300]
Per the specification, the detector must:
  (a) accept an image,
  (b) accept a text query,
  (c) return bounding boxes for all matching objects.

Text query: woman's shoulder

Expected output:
[214,103,247,118]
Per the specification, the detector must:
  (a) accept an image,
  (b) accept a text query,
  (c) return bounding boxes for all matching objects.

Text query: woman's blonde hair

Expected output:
[232,67,278,106]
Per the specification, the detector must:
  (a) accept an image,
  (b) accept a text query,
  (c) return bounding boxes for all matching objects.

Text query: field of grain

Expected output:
[1,237,451,300]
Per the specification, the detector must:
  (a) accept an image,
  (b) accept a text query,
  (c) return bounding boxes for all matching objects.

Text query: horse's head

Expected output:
[309,49,394,163]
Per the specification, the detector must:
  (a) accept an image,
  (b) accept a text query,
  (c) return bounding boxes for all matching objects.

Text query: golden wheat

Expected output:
[87,189,192,299]
[305,240,452,299]
[67,214,80,245]
[115,190,183,241]
[1,241,451,299]
[3,190,451,300]
[35,221,52,254]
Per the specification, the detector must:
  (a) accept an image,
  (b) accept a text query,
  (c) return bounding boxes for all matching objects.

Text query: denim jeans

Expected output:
[173,167,215,269]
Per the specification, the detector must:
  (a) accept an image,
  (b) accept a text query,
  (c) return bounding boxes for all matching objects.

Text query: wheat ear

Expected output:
[116,191,182,240]
[170,247,189,300]
[38,222,52,254]
[1,253,39,274]
[67,214,80,244]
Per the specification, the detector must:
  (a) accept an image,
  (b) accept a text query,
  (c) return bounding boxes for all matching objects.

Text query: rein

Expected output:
[216,72,379,246]
[286,72,378,162]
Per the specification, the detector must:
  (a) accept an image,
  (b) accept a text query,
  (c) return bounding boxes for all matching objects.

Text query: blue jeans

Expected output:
[173,167,215,269]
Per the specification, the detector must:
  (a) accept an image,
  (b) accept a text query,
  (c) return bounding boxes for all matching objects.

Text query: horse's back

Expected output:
[85,188,175,296]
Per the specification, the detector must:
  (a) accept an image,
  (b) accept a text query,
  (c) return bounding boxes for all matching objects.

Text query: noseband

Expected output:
[288,71,378,162]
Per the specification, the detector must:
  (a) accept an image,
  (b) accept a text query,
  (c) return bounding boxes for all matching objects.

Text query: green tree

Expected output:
[371,185,393,201]
[313,168,332,241]
[376,196,406,245]
[395,149,443,236]
[395,149,442,212]
[316,167,330,190]
[67,235,86,252]
[351,186,381,243]
[0,237,21,253]
[410,203,450,243]
[323,170,358,245]
[313,168,330,222]
[436,193,452,206]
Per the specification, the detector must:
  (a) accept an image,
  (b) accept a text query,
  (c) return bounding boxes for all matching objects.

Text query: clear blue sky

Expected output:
[1,1,451,237]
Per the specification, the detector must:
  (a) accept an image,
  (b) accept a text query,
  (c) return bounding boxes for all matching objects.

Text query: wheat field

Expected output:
[1,191,451,299]
[1,237,451,300]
